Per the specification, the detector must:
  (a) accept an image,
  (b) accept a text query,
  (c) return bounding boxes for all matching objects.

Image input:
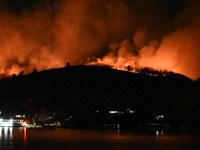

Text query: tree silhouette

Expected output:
[19,71,24,76]
[66,62,70,67]
[127,66,131,71]
[32,68,38,73]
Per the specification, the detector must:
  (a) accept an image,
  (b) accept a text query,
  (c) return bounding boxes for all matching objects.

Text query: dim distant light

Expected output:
[155,114,164,120]
[16,115,22,118]
[129,110,135,113]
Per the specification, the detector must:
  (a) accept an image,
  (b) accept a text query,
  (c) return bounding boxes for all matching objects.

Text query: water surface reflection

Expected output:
[0,127,13,149]
[0,128,199,150]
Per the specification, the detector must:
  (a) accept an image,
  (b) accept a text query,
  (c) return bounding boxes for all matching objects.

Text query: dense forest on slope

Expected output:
[0,65,199,128]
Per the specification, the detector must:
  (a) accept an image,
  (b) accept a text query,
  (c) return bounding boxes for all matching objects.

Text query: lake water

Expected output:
[0,127,199,150]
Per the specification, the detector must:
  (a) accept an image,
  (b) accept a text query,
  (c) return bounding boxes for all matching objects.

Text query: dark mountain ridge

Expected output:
[0,65,199,129]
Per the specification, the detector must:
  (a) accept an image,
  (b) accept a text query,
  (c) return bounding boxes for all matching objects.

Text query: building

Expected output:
[0,111,26,127]
[0,118,24,127]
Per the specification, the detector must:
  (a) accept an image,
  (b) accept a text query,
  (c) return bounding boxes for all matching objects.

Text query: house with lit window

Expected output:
[0,111,26,127]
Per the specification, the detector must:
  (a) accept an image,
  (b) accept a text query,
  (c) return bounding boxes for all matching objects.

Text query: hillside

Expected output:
[0,65,199,129]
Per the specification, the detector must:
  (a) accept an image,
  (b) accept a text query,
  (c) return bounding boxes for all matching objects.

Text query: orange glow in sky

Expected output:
[0,0,199,80]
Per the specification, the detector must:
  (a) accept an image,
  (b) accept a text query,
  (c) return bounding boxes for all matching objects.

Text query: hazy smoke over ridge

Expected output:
[0,0,199,80]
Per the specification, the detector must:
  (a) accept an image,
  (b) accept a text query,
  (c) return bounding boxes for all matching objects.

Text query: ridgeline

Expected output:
[0,65,199,129]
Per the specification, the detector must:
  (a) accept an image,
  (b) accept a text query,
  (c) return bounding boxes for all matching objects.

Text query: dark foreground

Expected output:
[0,127,199,150]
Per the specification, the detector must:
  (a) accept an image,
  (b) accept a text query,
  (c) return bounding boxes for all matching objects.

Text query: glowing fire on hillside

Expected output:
[0,1,199,80]
[87,59,172,77]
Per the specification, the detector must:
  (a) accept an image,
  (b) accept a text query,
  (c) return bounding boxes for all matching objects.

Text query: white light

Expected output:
[156,131,159,135]
[109,111,118,114]
[129,110,135,113]
[4,127,8,136]
[0,119,13,127]
[0,127,2,137]
[9,127,13,137]
[156,131,159,138]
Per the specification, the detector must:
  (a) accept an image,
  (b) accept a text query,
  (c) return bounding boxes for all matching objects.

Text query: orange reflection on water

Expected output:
[23,127,27,148]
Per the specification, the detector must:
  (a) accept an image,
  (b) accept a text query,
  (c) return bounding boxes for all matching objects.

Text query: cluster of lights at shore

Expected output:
[0,119,13,127]
[0,118,27,127]
[0,114,25,127]
[109,110,135,114]
[96,108,135,114]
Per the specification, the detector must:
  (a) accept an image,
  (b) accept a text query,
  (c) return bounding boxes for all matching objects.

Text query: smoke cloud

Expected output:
[0,0,199,80]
